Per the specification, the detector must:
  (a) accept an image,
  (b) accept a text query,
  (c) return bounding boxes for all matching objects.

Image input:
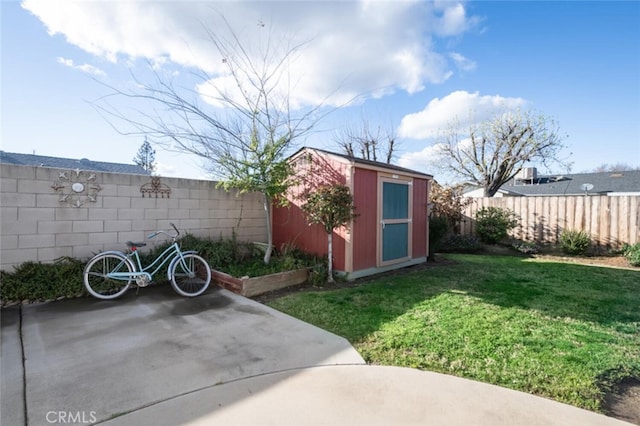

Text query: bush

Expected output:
[559,229,591,255]
[0,257,86,304]
[429,215,450,258]
[511,239,540,254]
[430,183,472,231]
[623,243,640,266]
[0,235,323,305]
[475,207,520,244]
[308,261,329,286]
[438,234,483,253]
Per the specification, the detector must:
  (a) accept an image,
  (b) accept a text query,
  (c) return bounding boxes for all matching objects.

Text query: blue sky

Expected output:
[2,1,639,181]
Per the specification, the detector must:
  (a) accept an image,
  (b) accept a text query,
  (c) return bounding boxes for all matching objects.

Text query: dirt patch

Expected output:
[604,378,640,425]
[533,253,639,270]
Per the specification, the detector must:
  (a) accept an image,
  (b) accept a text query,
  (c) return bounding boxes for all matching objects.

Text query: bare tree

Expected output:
[591,163,639,173]
[335,116,399,164]
[93,17,336,264]
[436,109,568,197]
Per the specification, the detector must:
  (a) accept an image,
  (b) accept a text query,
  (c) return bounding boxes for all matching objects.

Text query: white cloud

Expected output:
[430,1,483,36]
[24,0,479,109]
[398,143,447,173]
[398,138,475,184]
[449,52,476,72]
[56,57,106,76]
[434,3,469,36]
[398,90,527,139]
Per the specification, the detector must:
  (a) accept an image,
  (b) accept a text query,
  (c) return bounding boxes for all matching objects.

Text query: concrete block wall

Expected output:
[0,164,268,271]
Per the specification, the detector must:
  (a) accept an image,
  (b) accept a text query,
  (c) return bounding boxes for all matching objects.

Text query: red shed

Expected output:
[273,147,433,280]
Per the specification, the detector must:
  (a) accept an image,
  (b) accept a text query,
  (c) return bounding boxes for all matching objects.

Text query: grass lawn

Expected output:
[267,254,640,412]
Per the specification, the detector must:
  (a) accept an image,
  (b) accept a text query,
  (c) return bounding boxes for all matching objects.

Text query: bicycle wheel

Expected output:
[84,252,135,300]
[169,253,211,297]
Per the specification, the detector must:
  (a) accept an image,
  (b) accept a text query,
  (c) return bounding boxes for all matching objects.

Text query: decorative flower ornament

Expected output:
[51,169,102,207]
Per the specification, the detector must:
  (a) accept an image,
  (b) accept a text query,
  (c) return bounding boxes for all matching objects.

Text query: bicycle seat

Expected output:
[126,241,147,249]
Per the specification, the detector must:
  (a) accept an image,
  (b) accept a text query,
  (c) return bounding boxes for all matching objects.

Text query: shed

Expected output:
[273,147,433,280]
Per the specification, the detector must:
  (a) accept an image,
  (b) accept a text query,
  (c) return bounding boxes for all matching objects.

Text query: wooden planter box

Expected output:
[212,268,308,297]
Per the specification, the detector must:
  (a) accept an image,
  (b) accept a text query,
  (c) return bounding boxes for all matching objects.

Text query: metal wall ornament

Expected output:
[140,176,171,198]
[51,168,102,208]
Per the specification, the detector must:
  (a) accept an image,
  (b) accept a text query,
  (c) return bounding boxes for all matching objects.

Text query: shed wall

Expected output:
[412,178,429,258]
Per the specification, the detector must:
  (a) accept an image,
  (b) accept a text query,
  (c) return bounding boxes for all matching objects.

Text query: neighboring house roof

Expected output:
[291,147,433,180]
[465,170,640,196]
[0,151,150,175]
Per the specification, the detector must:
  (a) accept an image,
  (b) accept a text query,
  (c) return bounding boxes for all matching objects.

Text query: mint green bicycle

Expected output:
[83,223,211,300]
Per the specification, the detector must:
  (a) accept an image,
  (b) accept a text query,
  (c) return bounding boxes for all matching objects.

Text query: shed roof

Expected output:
[0,151,150,175]
[291,147,433,180]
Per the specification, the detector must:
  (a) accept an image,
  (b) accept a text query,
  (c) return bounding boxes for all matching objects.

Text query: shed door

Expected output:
[380,178,412,265]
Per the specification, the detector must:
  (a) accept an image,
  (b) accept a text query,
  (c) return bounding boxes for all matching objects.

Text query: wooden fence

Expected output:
[460,195,640,248]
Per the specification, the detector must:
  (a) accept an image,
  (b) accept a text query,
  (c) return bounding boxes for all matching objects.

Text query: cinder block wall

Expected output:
[0,164,268,271]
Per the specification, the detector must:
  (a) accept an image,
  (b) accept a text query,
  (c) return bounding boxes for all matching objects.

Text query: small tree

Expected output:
[430,182,472,233]
[428,182,472,259]
[302,185,357,283]
[133,138,156,173]
[475,207,519,244]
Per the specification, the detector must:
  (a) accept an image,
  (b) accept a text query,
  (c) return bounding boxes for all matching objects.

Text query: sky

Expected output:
[2,0,639,183]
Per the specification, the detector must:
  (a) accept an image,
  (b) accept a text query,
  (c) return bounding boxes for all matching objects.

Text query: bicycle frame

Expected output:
[137,243,182,280]
[106,242,193,283]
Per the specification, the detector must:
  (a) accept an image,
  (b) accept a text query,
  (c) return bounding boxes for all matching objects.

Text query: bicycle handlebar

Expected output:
[147,223,180,240]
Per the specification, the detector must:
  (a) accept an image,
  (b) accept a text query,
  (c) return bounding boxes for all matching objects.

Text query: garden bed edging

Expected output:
[212,268,309,297]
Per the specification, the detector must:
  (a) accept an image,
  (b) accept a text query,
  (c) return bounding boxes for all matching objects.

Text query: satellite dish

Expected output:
[580,183,594,193]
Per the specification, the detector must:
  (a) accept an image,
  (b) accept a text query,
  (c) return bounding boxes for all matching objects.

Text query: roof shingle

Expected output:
[499,170,640,196]
[0,151,150,175]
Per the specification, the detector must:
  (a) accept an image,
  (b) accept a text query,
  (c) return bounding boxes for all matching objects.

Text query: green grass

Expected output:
[267,254,640,412]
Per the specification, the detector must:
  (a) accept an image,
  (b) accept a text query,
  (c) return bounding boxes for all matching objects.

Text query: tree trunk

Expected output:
[327,231,334,283]
[263,193,273,264]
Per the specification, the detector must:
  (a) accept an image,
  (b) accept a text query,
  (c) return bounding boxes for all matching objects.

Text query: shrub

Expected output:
[559,229,591,255]
[430,182,472,231]
[182,235,316,278]
[0,257,85,304]
[623,243,640,266]
[511,239,540,254]
[0,235,323,305]
[438,234,483,253]
[177,233,253,270]
[428,215,450,258]
[308,261,329,286]
[475,207,520,244]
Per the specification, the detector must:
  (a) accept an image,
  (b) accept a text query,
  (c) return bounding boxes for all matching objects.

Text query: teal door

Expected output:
[381,180,411,263]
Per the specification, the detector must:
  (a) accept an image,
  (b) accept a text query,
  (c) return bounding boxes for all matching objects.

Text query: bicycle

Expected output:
[83,223,211,300]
